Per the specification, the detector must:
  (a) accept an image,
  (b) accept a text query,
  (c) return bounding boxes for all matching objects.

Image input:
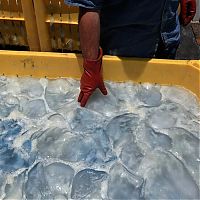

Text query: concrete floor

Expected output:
[176,0,200,60]
[194,0,200,21]
[176,24,200,60]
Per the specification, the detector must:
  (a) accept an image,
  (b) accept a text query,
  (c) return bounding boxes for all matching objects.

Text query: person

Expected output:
[64,0,196,107]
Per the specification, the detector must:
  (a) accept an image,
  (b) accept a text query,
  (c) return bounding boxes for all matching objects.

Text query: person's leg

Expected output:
[79,8,100,59]
[78,8,107,107]
[155,38,179,59]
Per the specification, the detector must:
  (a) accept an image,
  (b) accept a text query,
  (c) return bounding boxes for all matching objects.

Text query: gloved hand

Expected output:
[78,48,108,107]
[180,0,196,26]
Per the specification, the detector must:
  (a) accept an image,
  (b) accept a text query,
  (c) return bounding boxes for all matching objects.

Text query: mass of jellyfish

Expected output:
[0,76,199,199]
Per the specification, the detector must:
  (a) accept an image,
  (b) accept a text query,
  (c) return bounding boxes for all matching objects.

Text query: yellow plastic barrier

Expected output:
[0,50,199,99]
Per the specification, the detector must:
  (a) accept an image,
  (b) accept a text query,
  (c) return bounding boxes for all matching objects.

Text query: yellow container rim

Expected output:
[0,50,199,100]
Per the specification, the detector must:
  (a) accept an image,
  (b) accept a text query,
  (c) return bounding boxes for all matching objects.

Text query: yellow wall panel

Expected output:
[0,50,199,99]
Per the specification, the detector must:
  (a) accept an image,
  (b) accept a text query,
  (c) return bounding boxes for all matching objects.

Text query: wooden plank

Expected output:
[9,0,19,17]
[63,23,73,50]
[48,0,60,14]
[1,20,10,45]
[36,0,79,52]
[21,0,40,51]
[0,0,22,17]
[55,23,62,49]
[33,0,52,51]
[16,0,23,17]
[18,21,28,46]
[0,20,28,46]
[0,21,6,45]
[14,21,22,45]
[0,0,9,17]
[46,13,78,24]
[8,20,16,45]
[0,14,24,20]
[0,0,23,18]
[71,24,80,50]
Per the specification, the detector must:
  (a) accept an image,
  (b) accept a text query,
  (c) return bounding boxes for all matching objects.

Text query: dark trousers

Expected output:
[155,38,179,59]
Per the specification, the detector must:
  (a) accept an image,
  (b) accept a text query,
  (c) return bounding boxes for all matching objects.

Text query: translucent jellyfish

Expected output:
[61,132,115,164]
[68,107,105,134]
[0,120,28,172]
[4,171,25,200]
[44,162,74,197]
[166,127,200,185]
[36,128,71,159]
[108,163,144,199]
[0,172,5,197]
[71,169,107,199]
[47,113,67,128]
[0,77,6,93]
[22,140,32,153]
[138,150,199,199]
[25,163,53,199]
[92,130,116,163]
[20,99,47,119]
[119,141,144,173]
[61,136,97,162]
[0,103,13,118]
[4,77,21,95]
[136,84,162,107]
[161,86,200,116]
[147,101,199,135]
[136,124,172,152]
[0,173,4,186]
[4,95,19,109]
[0,95,19,118]
[0,77,199,200]
[19,77,44,98]
[105,113,139,148]
[105,81,138,107]
[0,119,22,144]
[85,88,121,116]
[0,148,29,172]
[148,109,177,129]
[45,79,78,111]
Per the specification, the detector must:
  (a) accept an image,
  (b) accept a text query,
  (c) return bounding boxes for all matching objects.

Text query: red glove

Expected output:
[78,48,108,107]
[180,0,196,26]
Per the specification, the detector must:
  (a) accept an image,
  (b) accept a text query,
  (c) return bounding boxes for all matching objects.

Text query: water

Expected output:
[0,76,199,200]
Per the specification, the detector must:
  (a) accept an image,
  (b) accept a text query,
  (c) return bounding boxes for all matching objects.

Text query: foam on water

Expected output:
[0,76,199,200]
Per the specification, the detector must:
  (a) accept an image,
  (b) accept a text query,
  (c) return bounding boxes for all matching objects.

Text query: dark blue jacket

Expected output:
[65,0,180,57]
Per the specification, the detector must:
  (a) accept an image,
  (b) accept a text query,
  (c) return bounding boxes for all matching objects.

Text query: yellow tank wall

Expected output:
[0,50,199,99]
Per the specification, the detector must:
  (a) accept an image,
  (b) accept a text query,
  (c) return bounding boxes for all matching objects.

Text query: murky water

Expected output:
[0,76,199,199]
